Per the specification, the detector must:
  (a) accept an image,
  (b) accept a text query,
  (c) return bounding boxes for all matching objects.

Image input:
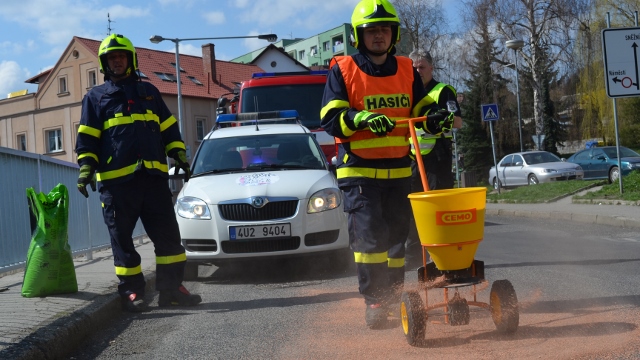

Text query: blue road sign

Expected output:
[481,103,499,121]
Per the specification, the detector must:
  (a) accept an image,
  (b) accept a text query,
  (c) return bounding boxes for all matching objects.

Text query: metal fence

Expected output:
[0,146,145,275]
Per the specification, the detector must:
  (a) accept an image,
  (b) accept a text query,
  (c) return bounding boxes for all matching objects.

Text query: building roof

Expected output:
[54,37,264,100]
[251,43,309,70]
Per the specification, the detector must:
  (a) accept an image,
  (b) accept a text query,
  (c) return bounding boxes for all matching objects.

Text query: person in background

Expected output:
[405,48,463,256]
[75,34,201,312]
[320,0,434,329]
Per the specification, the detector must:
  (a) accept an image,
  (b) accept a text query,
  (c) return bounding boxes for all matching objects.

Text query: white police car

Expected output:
[171,110,349,279]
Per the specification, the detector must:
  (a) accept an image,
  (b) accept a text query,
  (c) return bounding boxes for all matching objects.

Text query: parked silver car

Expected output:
[489,151,584,189]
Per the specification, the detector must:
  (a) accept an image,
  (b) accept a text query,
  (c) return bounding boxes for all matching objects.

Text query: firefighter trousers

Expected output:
[100,171,186,299]
[341,180,411,305]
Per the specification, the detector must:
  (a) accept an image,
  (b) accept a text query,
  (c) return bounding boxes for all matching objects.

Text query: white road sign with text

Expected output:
[602,27,640,98]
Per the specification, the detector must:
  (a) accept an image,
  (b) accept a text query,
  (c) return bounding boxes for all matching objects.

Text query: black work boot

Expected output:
[365,303,387,329]
[122,293,149,312]
[158,285,202,307]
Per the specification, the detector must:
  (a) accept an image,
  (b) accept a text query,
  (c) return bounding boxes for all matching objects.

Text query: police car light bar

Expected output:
[215,110,300,125]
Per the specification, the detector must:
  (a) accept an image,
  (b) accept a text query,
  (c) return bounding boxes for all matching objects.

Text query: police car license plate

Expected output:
[229,224,291,240]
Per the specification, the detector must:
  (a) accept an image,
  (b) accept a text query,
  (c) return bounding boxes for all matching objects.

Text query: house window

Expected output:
[154,72,176,82]
[288,51,296,60]
[298,50,305,60]
[196,117,206,141]
[16,133,26,151]
[323,41,330,51]
[136,70,148,79]
[170,63,186,72]
[324,59,330,65]
[310,46,318,57]
[46,128,63,153]
[88,69,97,88]
[188,76,203,85]
[58,76,68,94]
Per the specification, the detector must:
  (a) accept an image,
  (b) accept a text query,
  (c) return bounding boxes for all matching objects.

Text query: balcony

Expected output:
[333,42,344,54]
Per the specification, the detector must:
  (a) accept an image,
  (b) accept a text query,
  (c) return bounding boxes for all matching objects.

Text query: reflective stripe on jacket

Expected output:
[333,56,413,160]
[75,76,185,186]
[410,82,456,156]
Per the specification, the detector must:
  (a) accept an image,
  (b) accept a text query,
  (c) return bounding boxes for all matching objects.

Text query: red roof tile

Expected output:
[74,36,263,99]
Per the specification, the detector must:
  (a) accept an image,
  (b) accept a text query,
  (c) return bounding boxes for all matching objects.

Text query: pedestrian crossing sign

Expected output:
[481,103,499,121]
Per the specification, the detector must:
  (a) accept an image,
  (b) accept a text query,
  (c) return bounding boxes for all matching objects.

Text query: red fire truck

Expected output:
[219,71,336,162]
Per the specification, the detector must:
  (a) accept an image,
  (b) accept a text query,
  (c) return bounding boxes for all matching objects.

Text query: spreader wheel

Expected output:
[401,291,426,346]
[449,296,470,326]
[490,279,519,333]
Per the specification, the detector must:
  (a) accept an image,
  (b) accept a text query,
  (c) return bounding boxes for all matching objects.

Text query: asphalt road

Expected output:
[67,215,640,360]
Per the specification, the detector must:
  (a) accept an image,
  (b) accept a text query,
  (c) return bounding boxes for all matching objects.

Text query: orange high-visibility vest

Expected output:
[333,56,413,159]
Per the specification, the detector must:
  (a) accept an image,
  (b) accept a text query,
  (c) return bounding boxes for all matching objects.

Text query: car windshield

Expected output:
[191,133,325,176]
[522,152,561,165]
[240,84,325,130]
[602,147,640,159]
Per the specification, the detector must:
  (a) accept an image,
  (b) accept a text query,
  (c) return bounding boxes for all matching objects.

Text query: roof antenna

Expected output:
[107,13,115,35]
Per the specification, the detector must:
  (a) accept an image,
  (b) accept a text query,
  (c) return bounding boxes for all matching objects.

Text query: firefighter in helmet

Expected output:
[75,34,201,312]
[320,0,435,328]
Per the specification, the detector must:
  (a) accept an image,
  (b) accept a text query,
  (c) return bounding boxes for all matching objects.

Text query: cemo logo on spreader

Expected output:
[435,209,477,226]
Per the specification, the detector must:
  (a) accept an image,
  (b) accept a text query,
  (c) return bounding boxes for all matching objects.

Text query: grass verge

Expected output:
[484,180,604,203]
[573,171,640,202]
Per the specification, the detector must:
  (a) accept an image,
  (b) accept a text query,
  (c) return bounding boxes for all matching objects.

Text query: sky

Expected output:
[0,0,460,97]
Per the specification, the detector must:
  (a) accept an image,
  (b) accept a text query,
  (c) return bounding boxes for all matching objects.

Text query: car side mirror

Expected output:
[597,155,606,160]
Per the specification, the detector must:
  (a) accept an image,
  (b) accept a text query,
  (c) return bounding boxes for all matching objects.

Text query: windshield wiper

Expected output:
[191,168,245,177]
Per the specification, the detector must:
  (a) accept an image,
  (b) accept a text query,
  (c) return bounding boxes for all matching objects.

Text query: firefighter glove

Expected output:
[424,108,450,135]
[353,111,395,136]
[77,164,96,198]
[173,150,191,182]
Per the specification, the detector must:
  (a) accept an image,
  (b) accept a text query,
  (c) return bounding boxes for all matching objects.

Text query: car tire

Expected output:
[528,174,539,185]
[492,177,500,190]
[609,166,619,184]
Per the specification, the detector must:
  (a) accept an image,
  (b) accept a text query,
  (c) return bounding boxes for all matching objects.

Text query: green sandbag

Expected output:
[22,184,78,298]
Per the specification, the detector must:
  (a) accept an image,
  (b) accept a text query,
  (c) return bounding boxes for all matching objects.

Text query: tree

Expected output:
[393,0,449,70]
[458,0,497,181]
[491,0,581,141]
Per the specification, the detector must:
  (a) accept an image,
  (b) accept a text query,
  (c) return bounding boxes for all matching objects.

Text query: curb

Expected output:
[5,273,157,360]
[485,208,640,229]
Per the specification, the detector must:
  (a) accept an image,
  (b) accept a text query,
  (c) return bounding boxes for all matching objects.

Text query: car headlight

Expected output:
[176,196,211,219]
[541,169,557,173]
[307,188,342,213]
[575,165,583,170]
[624,162,633,170]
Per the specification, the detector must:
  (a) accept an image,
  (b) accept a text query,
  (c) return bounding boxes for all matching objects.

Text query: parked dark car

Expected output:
[567,146,640,183]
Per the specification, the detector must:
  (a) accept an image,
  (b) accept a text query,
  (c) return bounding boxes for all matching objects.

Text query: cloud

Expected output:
[231,0,359,31]
[203,11,225,25]
[0,61,31,96]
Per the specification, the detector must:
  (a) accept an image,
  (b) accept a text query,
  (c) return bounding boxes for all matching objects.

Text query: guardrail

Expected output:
[0,146,145,276]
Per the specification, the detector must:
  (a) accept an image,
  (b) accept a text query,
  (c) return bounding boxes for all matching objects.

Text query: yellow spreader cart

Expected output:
[398,117,519,346]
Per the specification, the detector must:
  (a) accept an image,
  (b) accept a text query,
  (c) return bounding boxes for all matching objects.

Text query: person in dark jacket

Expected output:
[75,34,200,312]
[320,0,434,329]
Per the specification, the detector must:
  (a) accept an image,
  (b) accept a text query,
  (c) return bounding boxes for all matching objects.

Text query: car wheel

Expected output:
[401,291,426,346]
[490,280,519,333]
[528,174,539,185]
[492,177,500,190]
[609,166,619,183]
[183,262,199,281]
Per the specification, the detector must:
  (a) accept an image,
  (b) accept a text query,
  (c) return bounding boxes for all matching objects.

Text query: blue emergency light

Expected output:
[215,110,300,124]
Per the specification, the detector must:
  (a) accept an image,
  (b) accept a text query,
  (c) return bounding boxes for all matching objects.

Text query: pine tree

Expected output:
[458,0,498,183]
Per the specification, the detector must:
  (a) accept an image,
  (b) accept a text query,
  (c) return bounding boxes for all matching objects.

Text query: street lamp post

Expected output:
[506,39,525,152]
[149,34,278,138]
